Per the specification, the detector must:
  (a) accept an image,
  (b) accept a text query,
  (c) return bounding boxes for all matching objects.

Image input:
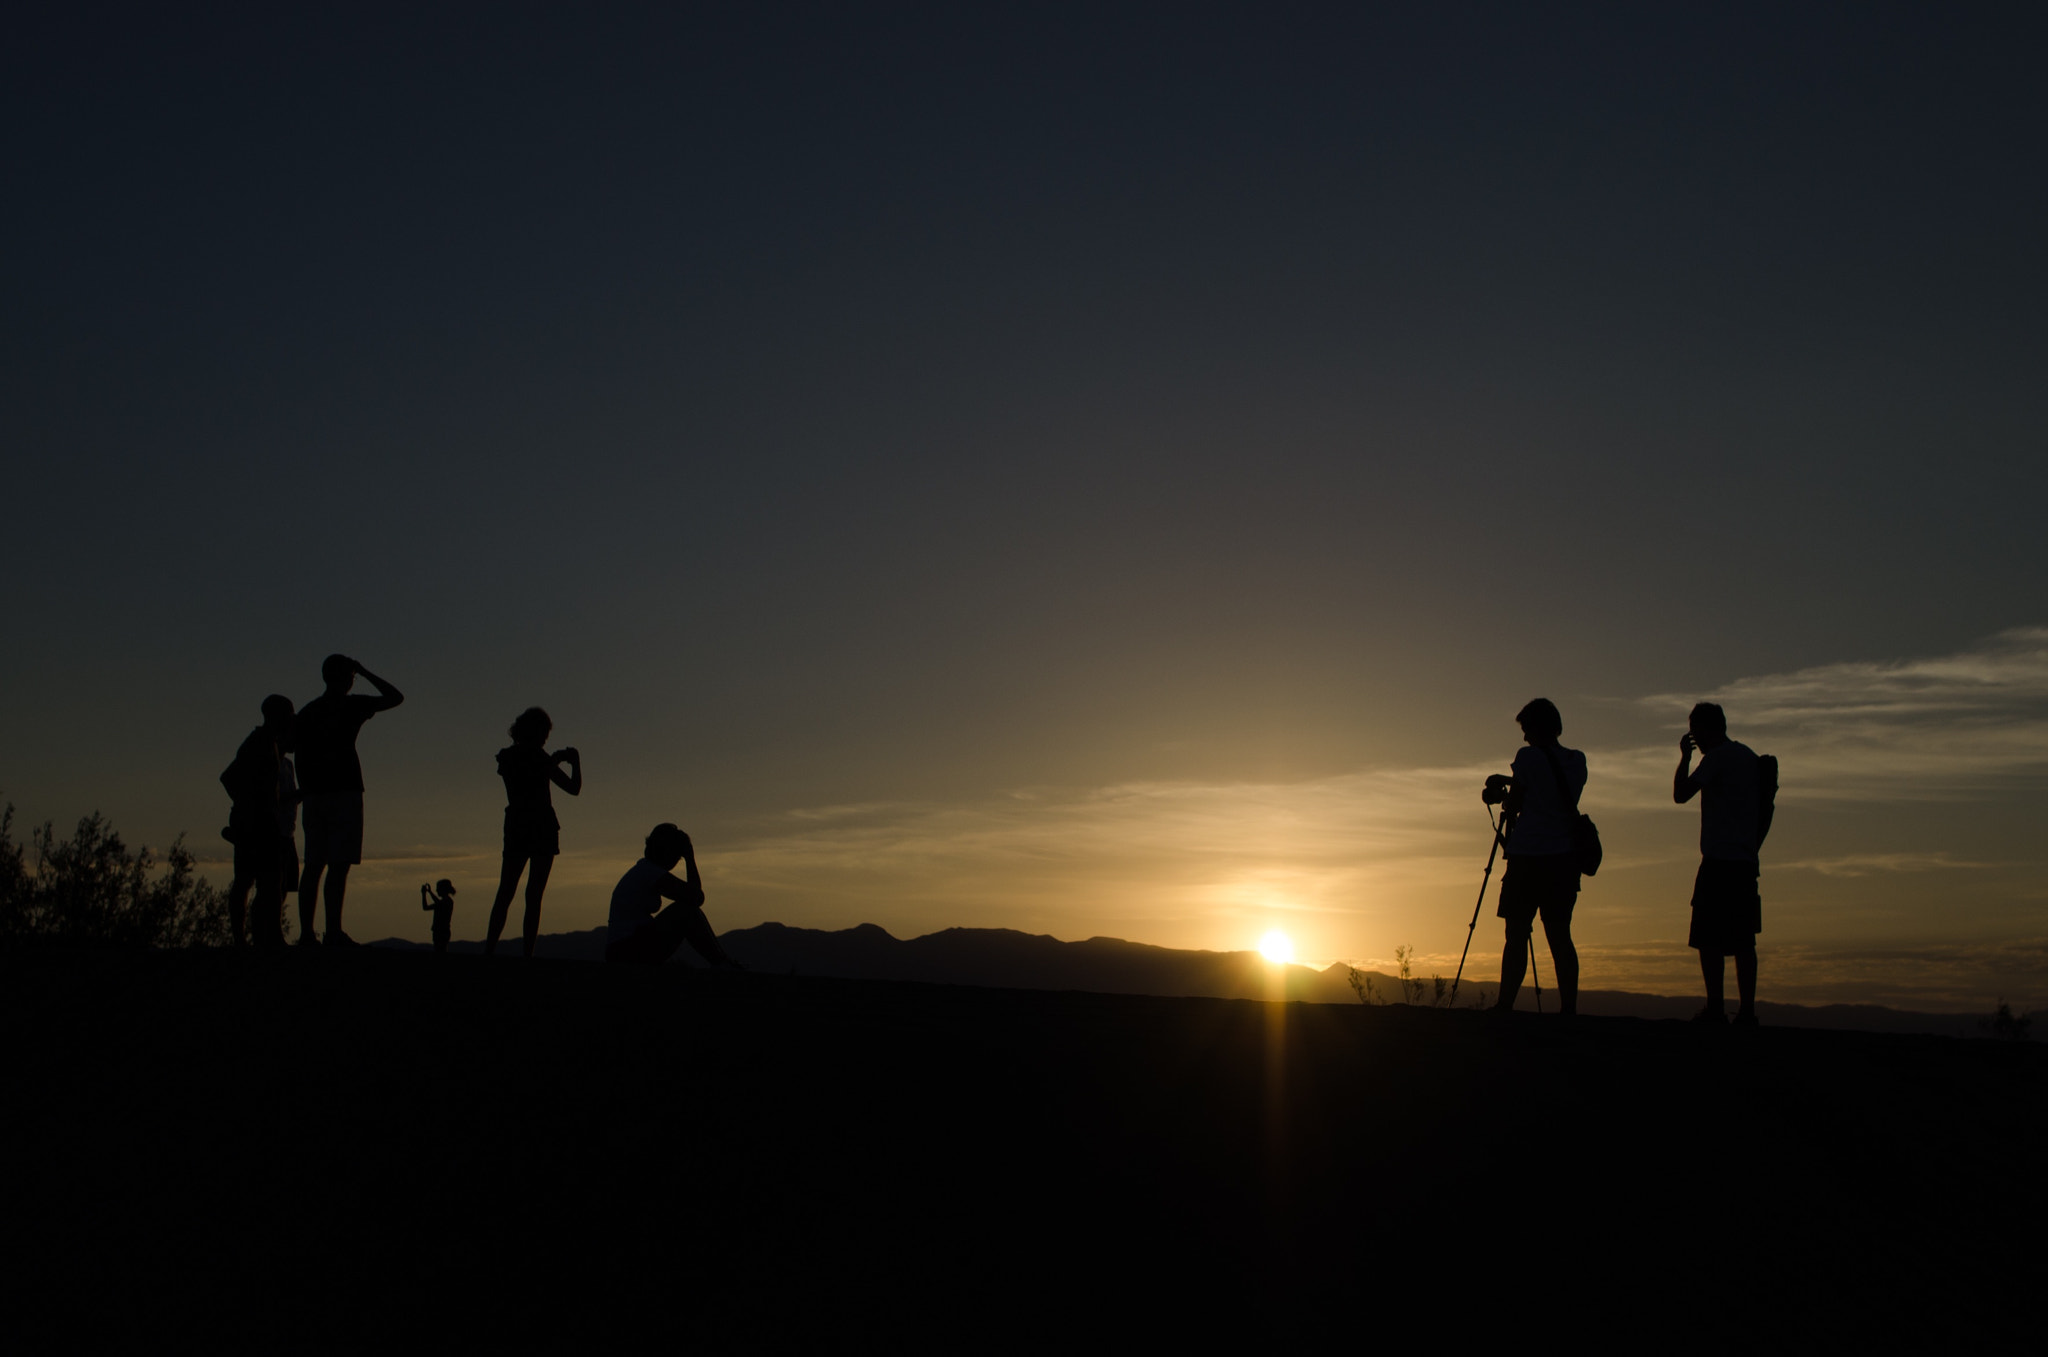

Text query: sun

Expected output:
[1258,930,1295,964]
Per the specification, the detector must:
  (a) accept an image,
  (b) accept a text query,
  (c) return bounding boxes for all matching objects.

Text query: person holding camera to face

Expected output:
[485,706,582,959]
[1483,698,1587,1015]
[1674,702,1765,1026]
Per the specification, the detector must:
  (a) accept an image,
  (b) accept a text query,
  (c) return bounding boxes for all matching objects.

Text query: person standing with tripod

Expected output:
[1489,698,1586,1015]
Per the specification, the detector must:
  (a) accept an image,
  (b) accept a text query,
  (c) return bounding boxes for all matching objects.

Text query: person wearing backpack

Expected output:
[1674,701,1773,1026]
[1490,698,1589,1016]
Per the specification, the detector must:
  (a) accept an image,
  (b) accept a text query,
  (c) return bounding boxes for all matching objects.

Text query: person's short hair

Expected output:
[1689,702,1728,738]
[646,823,688,858]
[1515,698,1563,741]
[261,694,294,722]
[321,653,353,685]
[509,706,552,744]
[435,878,457,896]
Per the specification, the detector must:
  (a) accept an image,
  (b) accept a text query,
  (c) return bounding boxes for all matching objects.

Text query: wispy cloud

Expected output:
[1634,626,2048,801]
[706,628,2048,974]
[1779,851,1993,878]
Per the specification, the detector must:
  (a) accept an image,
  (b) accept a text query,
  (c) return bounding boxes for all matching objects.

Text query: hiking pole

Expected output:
[1448,805,1512,1007]
[1529,935,1543,1014]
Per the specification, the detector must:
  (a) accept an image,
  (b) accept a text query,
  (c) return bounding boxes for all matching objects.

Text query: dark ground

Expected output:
[3,947,2040,1347]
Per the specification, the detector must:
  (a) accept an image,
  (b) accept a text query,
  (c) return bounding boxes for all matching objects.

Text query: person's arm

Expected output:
[352,660,405,712]
[549,747,582,796]
[659,842,706,910]
[1674,733,1701,804]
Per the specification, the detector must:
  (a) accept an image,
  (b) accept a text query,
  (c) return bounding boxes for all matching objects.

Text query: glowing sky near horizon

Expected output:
[3,5,2046,1009]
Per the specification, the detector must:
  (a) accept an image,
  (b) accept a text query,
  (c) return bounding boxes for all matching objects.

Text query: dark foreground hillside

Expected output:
[3,947,2040,1347]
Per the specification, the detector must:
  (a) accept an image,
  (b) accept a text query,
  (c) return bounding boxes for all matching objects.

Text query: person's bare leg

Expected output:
[673,903,730,967]
[1495,920,1531,1009]
[485,854,525,957]
[298,863,322,942]
[1698,951,1725,1014]
[227,874,252,947]
[323,863,351,942]
[250,874,284,947]
[1544,915,1579,1016]
[1734,947,1758,1016]
[520,855,554,959]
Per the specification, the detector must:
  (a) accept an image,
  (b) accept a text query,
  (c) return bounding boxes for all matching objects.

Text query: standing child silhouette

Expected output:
[420,879,456,956]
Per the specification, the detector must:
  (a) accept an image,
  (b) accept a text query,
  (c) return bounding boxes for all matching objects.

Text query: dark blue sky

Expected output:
[5,3,2046,981]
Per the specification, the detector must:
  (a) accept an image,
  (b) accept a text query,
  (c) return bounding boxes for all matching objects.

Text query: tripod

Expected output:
[1448,804,1542,1012]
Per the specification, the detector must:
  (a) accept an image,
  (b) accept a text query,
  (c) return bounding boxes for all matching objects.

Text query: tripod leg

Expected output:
[1450,818,1507,1007]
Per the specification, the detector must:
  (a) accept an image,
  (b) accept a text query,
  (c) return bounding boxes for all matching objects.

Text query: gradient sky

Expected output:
[5,4,2045,1008]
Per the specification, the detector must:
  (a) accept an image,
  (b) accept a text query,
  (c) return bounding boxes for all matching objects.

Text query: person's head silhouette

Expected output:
[1516,698,1563,746]
[435,877,457,901]
[645,822,691,869]
[261,694,295,736]
[1688,701,1728,750]
[321,653,355,694]
[509,707,552,746]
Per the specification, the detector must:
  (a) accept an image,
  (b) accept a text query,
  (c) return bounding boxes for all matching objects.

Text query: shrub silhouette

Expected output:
[1978,1000,2033,1042]
[0,802,227,948]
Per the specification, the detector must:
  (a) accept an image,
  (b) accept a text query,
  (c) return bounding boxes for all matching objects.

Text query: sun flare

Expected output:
[1258,930,1295,965]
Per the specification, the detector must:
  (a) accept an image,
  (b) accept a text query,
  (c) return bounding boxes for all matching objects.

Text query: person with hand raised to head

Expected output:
[296,654,404,947]
[1675,701,1766,1026]
[604,823,743,968]
[484,707,581,959]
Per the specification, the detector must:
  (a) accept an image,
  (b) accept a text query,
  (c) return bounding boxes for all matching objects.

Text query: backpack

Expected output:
[1756,754,1779,847]
[1537,744,1603,878]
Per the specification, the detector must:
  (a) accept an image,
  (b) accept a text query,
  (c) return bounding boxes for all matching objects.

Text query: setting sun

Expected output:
[1258,930,1295,965]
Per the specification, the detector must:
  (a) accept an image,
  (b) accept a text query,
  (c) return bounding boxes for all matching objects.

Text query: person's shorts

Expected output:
[503,806,561,860]
[228,813,283,880]
[1498,853,1580,932]
[1689,858,1761,953]
[302,793,365,866]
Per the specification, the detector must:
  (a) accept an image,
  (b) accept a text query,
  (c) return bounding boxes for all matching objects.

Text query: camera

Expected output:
[1482,773,1514,805]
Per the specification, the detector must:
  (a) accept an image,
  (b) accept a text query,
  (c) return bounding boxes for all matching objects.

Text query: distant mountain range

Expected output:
[370,921,2024,1038]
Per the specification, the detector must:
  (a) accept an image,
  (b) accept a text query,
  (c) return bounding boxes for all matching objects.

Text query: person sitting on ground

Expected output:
[421,878,457,956]
[1488,697,1586,1016]
[484,707,580,959]
[1674,701,1764,1027]
[221,695,295,949]
[604,823,743,967]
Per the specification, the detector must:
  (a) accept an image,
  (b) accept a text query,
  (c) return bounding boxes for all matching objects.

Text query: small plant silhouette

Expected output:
[1978,1000,2034,1041]
[1347,966,1384,1005]
[1390,945,1454,1007]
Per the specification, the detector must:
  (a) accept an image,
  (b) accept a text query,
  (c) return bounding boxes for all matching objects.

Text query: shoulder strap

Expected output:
[1536,743,1582,814]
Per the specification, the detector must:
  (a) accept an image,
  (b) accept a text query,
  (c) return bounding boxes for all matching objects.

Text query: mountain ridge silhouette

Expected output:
[369,920,2017,1036]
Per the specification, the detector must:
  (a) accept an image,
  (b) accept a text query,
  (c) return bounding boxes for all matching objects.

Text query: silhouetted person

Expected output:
[1675,701,1763,1026]
[484,707,582,959]
[604,823,742,967]
[276,725,302,943]
[421,879,456,955]
[295,654,404,947]
[221,695,295,949]
[1489,698,1585,1015]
